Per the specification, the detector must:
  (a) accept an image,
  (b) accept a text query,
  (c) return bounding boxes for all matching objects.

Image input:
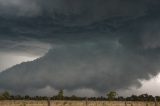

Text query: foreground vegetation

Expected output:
[0,90,160,101]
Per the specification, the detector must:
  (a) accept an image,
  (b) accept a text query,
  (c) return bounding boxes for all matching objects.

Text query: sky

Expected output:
[1,0,160,97]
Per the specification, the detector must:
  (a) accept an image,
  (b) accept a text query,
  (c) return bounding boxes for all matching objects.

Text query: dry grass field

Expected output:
[0,101,159,106]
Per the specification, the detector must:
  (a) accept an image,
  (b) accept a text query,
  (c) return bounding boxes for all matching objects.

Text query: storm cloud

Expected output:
[0,0,157,19]
[0,0,160,96]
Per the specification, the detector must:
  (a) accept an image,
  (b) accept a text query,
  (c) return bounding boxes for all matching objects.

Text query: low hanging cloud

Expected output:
[0,0,160,96]
[1,36,160,96]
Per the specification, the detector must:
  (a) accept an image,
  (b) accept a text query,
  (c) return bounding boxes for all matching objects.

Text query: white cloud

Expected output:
[0,52,38,72]
[118,73,160,96]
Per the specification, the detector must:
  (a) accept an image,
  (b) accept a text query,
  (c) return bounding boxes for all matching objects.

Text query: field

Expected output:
[0,101,159,106]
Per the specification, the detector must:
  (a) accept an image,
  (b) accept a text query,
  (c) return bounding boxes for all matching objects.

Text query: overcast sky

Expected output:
[0,0,160,97]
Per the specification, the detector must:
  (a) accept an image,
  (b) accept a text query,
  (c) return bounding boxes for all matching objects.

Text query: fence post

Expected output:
[95,98,97,106]
[125,100,127,106]
[23,101,26,106]
[154,97,157,106]
[146,102,148,106]
[86,97,88,106]
[48,98,51,106]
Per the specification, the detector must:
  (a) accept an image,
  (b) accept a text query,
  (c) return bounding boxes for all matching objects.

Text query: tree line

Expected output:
[0,90,160,101]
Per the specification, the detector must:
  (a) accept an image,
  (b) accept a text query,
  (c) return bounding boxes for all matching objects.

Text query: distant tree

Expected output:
[117,96,125,101]
[0,94,3,100]
[148,95,154,101]
[14,95,23,100]
[138,94,149,101]
[70,95,77,100]
[0,91,11,100]
[156,96,160,102]
[24,95,30,100]
[57,90,64,100]
[128,95,137,101]
[107,91,117,101]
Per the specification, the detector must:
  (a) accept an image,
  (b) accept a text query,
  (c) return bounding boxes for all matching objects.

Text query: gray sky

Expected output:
[0,0,160,97]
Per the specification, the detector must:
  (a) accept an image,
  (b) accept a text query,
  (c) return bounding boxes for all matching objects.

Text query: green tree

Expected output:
[57,90,64,100]
[107,91,117,101]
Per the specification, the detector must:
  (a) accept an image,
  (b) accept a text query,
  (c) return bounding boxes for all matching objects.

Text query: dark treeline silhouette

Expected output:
[0,90,160,101]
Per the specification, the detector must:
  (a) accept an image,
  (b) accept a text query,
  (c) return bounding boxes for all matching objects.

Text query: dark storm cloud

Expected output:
[0,0,160,95]
[0,0,156,18]
[1,39,160,95]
